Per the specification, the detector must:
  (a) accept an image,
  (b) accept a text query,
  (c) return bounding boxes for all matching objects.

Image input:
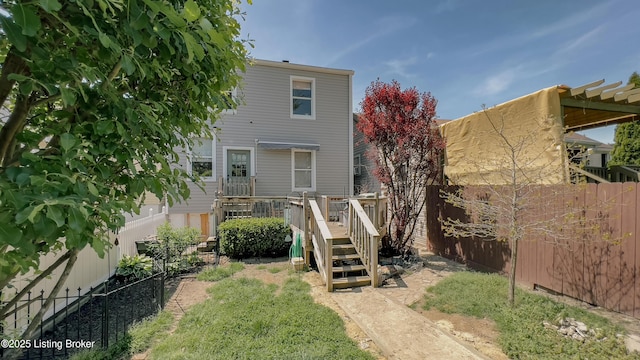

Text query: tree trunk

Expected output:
[21,249,79,339]
[0,48,29,107]
[508,236,518,307]
[0,250,75,318]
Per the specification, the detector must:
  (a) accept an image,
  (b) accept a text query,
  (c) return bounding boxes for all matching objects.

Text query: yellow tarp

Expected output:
[441,86,568,185]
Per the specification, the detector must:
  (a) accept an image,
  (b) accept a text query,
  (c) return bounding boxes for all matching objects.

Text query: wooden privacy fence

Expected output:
[426,182,640,319]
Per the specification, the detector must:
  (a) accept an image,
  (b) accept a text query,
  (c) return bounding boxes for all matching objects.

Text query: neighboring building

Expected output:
[168,59,354,237]
[353,115,449,194]
[441,80,640,185]
[353,113,381,195]
[565,132,612,168]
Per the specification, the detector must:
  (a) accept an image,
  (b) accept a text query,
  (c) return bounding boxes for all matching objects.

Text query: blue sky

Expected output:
[239,0,640,144]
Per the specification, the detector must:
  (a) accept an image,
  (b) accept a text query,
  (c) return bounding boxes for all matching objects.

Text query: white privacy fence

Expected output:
[111,206,168,258]
[3,206,168,337]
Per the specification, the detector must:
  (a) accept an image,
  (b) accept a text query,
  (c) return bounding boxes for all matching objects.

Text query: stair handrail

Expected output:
[348,199,379,288]
[568,164,610,184]
[308,199,335,291]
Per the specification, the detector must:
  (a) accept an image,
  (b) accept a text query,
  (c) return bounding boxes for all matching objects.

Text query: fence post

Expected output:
[374,192,379,229]
[322,195,328,221]
[371,234,379,288]
[102,280,109,348]
[303,192,310,266]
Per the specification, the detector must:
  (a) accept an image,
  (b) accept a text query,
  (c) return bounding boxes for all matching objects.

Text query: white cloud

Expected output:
[324,15,417,66]
[554,25,604,56]
[474,68,518,96]
[468,2,612,58]
[384,56,419,78]
[528,2,610,41]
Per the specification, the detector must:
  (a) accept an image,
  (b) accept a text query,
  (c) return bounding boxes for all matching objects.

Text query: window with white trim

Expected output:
[221,88,238,114]
[292,149,315,191]
[189,138,215,180]
[354,155,362,176]
[291,77,315,119]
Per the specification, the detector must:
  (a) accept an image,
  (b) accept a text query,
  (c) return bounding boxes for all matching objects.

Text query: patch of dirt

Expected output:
[412,300,508,360]
[392,253,509,360]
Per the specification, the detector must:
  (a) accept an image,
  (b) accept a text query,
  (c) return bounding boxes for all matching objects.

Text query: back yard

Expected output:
[72,255,640,360]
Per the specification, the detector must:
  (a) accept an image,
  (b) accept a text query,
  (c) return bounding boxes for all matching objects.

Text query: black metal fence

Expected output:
[1,271,166,360]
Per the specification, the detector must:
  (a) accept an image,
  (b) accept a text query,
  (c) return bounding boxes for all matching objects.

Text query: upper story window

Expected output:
[221,88,238,114]
[189,138,215,181]
[291,76,315,119]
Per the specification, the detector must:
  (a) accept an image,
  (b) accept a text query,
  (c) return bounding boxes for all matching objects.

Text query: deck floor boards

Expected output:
[326,221,348,239]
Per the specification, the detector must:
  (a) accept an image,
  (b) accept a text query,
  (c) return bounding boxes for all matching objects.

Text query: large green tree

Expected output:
[0,0,250,337]
[609,71,640,166]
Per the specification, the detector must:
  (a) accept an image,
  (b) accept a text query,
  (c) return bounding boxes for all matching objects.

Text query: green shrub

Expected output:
[218,217,290,258]
[116,255,154,280]
[148,223,203,276]
[155,222,201,260]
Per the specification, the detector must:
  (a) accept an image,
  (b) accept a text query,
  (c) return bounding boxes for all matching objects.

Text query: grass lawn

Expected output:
[423,271,640,360]
[149,276,373,360]
[70,310,174,360]
[196,262,245,281]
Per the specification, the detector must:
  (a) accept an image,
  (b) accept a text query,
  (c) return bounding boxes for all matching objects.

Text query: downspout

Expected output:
[348,73,354,196]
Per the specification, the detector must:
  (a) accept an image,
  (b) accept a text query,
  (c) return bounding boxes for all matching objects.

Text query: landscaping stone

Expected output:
[543,317,605,342]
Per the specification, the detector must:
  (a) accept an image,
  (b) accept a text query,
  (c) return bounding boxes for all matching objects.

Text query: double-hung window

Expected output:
[354,155,362,176]
[190,138,215,180]
[291,76,315,119]
[292,149,316,191]
[222,88,238,114]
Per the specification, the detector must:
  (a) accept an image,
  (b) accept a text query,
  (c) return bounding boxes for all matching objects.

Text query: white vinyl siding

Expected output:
[169,60,352,214]
[292,149,316,192]
[291,76,315,119]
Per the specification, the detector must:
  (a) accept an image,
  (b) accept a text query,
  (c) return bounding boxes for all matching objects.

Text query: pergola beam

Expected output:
[599,84,635,100]
[585,81,622,98]
[569,79,604,96]
[561,97,640,114]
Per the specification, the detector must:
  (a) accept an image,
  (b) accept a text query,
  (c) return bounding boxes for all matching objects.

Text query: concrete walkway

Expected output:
[331,273,489,360]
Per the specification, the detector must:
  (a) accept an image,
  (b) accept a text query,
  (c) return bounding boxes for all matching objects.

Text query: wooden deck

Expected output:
[326,221,349,239]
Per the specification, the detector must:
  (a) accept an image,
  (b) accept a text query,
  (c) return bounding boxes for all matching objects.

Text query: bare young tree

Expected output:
[439,108,624,307]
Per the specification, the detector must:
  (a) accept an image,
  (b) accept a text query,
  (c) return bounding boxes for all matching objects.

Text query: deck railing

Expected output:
[213,196,288,224]
[319,195,348,223]
[348,199,379,288]
[218,176,256,196]
[308,199,335,291]
[610,165,640,182]
[584,166,609,181]
[571,165,640,184]
[357,193,388,232]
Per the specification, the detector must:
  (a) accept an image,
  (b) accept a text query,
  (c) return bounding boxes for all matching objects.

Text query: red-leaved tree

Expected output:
[357,80,445,253]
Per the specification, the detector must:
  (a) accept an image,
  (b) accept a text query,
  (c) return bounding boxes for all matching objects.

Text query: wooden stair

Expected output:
[330,238,371,289]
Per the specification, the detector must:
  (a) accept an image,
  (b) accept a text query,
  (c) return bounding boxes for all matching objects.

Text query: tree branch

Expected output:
[0,48,29,108]
[102,58,123,89]
[21,249,79,340]
[0,250,75,319]
[0,95,31,167]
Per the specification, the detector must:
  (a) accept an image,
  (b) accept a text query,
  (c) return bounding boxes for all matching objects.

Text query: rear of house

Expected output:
[168,59,354,237]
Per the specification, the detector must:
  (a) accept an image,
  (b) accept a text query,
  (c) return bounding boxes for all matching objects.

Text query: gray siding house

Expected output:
[168,59,354,236]
[353,113,381,194]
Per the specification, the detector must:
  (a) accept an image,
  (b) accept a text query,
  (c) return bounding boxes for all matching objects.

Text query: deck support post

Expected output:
[303,192,311,267]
